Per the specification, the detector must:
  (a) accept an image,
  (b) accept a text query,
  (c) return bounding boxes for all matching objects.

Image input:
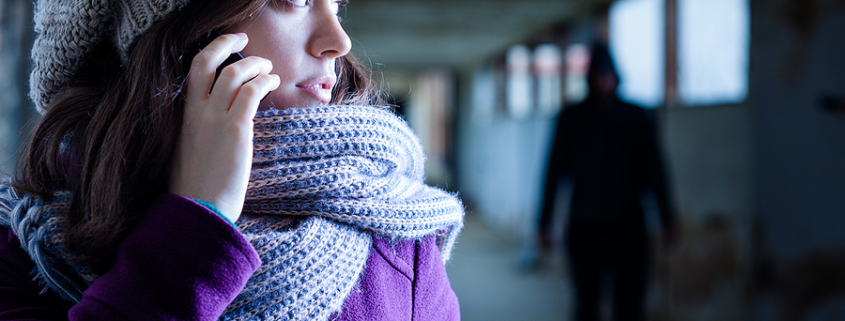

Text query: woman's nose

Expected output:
[308,5,352,59]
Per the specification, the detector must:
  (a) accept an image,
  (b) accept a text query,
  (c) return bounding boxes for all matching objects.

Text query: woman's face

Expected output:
[228,0,351,110]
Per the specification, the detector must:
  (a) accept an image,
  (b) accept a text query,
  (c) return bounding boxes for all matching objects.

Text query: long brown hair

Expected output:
[14,0,382,272]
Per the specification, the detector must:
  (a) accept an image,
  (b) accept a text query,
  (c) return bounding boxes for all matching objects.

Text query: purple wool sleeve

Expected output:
[334,235,460,321]
[0,194,261,320]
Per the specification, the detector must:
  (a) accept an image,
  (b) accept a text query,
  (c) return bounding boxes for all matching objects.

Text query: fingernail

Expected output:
[237,32,248,39]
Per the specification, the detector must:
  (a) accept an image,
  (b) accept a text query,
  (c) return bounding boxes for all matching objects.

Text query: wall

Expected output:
[658,104,753,321]
[0,0,35,176]
[751,0,845,261]
[662,104,753,257]
[456,67,555,235]
[749,0,845,319]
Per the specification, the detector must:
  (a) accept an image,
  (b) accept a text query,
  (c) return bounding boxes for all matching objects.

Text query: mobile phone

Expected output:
[183,29,244,83]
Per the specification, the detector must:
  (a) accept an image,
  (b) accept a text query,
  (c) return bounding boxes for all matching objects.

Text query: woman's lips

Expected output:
[297,77,335,103]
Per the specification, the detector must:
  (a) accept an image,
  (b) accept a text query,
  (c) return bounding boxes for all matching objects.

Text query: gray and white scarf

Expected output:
[0,105,465,321]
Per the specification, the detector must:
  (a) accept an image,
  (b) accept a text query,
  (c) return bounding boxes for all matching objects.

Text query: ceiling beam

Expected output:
[343,0,615,69]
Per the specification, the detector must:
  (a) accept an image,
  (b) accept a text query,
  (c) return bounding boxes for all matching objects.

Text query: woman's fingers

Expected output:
[185,33,248,105]
[174,32,279,222]
[209,56,275,112]
[230,73,281,122]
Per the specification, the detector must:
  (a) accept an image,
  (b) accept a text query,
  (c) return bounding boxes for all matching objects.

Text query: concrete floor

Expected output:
[446,214,573,321]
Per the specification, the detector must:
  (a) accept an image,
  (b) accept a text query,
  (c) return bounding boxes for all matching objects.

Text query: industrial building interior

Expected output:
[1,0,844,320]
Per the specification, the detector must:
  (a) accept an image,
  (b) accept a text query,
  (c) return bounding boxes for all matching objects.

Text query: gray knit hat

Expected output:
[29,0,190,114]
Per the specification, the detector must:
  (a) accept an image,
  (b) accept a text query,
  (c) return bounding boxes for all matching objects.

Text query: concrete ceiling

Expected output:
[342,0,614,70]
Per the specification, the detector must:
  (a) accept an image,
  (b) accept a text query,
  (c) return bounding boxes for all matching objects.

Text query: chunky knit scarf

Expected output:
[0,105,464,320]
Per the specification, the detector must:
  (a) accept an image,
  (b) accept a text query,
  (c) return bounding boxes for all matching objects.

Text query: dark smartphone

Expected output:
[183,29,244,83]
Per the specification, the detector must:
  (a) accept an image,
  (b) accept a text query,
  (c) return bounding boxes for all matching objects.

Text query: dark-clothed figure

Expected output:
[538,44,676,321]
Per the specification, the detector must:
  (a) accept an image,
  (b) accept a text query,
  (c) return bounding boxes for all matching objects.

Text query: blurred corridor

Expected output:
[447,212,571,321]
[2,0,845,320]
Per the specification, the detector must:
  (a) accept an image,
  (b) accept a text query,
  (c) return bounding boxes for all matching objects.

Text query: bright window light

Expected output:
[678,0,749,105]
[534,44,563,116]
[506,45,533,118]
[609,0,665,108]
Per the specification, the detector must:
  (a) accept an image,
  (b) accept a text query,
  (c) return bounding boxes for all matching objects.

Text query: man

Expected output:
[538,43,676,321]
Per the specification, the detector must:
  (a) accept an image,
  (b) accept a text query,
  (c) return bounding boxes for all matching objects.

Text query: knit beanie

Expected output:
[586,43,619,82]
[29,0,190,114]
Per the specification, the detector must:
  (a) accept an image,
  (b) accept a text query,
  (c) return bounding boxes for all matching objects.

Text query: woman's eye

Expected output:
[333,0,348,21]
[286,0,309,7]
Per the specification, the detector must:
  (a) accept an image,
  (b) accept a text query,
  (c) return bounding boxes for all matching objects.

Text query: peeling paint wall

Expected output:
[751,0,845,263]
[750,0,845,319]
[656,104,753,321]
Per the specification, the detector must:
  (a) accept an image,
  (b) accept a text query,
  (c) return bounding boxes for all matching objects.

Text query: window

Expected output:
[564,43,591,105]
[506,45,533,118]
[533,44,563,116]
[678,0,749,105]
[609,0,749,107]
[609,0,665,107]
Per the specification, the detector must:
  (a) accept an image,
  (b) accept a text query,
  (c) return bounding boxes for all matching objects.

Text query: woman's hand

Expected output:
[170,33,279,223]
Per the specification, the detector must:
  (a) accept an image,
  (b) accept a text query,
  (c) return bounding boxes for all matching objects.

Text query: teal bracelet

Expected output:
[194,199,237,228]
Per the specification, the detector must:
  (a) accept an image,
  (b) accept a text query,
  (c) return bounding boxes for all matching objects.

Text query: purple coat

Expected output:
[0,194,460,320]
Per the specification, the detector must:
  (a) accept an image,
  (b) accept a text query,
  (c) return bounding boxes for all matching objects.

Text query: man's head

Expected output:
[586,43,619,98]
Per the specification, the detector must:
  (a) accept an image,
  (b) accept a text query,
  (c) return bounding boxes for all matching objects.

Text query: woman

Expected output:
[0,0,464,319]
